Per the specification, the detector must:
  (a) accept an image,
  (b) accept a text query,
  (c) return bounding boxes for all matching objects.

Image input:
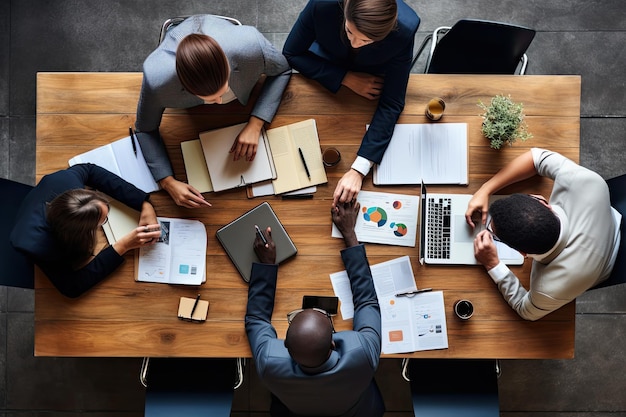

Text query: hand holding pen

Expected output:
[253,225,276,264]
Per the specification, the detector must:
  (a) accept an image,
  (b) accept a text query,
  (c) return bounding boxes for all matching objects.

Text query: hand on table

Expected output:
[341,71,384,100]
[160,176,211,209]
[333,169,364,205]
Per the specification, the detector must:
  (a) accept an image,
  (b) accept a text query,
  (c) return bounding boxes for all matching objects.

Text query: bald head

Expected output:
[285,309,334,368]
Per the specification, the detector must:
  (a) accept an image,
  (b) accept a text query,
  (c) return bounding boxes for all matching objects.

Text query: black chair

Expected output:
[412,19,536,74]
[589,174,626,290]
[0,178,34,289]
[402,358,500,416]
[141,357,245,417]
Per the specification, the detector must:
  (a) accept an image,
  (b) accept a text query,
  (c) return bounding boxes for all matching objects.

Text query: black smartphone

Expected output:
[302,295,339,315]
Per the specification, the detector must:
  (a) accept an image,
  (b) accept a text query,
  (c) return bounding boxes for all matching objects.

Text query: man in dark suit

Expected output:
[245,201,383,417]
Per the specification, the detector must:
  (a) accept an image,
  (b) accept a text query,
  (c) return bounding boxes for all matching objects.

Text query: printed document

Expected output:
[332,190,419,247]
[330,256,448,354]
[373,123,468,185]
[137,217,207,285]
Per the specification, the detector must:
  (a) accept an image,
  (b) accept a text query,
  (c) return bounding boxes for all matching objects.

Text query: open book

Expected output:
[180,123,276,193]
[136,217,207,285]
[69,135,159,193]
[329,256,448,354]
[373,123,469,185]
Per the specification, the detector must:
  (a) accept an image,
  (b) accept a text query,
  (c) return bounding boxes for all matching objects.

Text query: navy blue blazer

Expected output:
[10,164,148,298]
[283,0,420,164]
[245,244,383,416]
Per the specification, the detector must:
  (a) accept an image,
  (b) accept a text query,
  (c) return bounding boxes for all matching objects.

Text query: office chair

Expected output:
[412,19,536,75]
[401,358,500,416]
[0,178,34,289]
[141,357,245,417]
[158,14,242,45]
[589,173,626,290]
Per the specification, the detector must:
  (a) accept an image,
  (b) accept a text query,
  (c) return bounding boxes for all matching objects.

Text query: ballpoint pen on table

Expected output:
[190,294,201,318]
[282,194,313,200]
[129,127,138,158]
[395,288,433,297]
[255,224,268,245]
[298,147,311,180]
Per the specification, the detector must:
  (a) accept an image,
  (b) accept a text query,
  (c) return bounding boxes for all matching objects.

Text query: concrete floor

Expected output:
[1,0,626,415]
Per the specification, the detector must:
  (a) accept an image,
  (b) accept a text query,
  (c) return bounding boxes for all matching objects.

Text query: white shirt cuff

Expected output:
[487,261,510,284]
[351,156,374,176]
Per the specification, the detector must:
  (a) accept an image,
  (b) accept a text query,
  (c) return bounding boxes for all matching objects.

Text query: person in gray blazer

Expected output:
[135,15,291,208]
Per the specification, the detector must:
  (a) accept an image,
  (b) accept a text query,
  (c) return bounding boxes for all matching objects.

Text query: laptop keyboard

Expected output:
[427,197,452,259]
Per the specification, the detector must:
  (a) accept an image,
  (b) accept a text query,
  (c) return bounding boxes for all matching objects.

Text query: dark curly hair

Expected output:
[489,194,560,254]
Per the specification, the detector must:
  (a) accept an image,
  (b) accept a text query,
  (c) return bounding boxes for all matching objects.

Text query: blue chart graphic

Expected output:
[363,206,388,227]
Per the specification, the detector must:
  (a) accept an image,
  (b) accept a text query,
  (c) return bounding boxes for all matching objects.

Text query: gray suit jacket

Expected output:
[135,15,291,181]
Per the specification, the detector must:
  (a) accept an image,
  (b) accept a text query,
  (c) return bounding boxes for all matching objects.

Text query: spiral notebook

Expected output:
[216,202,297,283]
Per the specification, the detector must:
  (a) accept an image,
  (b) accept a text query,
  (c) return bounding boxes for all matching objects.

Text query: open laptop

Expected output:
[419,183,524,265]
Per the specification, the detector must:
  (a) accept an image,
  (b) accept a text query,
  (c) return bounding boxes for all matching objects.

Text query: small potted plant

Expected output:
[478,94,532,149]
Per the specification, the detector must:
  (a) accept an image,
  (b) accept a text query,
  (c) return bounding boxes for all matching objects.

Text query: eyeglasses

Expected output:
[485,217,502,242]
[287,308,335,333]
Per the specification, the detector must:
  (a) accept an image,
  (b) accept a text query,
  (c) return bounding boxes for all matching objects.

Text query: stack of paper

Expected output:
[373,123,469,185]
[330,256,448,354]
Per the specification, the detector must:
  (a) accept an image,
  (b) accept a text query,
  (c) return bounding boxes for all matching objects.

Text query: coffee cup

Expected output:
[322,147,341,167]
[425,97,446,121]
[454,299,474,320]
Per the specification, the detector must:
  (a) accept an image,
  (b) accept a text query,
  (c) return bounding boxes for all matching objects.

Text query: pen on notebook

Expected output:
[298,147,311,180]
[395,288,433,297]
[129,127,138,158]
[190,294,201,318]
[255,224,268,245]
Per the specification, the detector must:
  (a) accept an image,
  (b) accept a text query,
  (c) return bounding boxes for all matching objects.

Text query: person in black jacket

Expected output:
[10,164,161,298]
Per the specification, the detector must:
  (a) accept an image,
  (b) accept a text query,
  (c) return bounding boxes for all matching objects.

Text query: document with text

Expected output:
[331,190,419,247]
[136,217,206,285]
[330,256,448,354]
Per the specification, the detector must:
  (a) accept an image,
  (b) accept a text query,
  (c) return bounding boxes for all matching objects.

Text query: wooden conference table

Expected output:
[35,73,581,359]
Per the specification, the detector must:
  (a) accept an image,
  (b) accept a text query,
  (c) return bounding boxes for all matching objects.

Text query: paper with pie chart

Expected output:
[332,190,419,247]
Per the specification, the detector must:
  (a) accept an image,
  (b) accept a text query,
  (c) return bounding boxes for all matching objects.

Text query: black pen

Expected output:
[129,127,138,158]
[282,194,313,200]
[395,288,433,297]
[298,147,311,180]
[190,294,201,318]
[255,224,268,245]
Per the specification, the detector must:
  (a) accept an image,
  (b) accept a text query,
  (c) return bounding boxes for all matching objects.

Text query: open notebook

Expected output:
[180,123,276,193]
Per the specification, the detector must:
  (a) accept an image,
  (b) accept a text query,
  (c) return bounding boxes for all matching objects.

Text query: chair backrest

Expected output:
[589,174,626,290]
[0,178,34,289]
[158,14,242,45]
[142,357,243,417]
[427,19,536,74]
[404,358,500,417]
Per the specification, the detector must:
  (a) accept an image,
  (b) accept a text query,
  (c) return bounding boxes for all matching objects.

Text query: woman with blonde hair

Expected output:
[283,0,420,206]
[135,15,291,209]
[10,164,161,298]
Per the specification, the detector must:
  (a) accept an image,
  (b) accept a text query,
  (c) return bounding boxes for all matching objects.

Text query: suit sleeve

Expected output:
[341,244,381,365]
[250,30,292,123]
[134,64,175,181]
[356,38,414,164]
[245,263,280,362]
[73,163,148,210]
[282,2,347,92]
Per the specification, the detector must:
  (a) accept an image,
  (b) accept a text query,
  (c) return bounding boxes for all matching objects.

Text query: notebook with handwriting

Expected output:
[216,202,297,283]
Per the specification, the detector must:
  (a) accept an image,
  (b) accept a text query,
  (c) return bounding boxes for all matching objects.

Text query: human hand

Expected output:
[465,190,490,229]
[341,71,384,100]
[473,230,500,270]
[333,169,364,205]
[331,201,360,247]
[113,224,162,255]
[160,176,211,209]
[138,201,158,226]
[253,226,276,264]
[230,117,264,162]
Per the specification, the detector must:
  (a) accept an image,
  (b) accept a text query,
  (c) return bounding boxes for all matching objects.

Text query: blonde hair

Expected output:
[176,33,229,96]
[344,0,398,41]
